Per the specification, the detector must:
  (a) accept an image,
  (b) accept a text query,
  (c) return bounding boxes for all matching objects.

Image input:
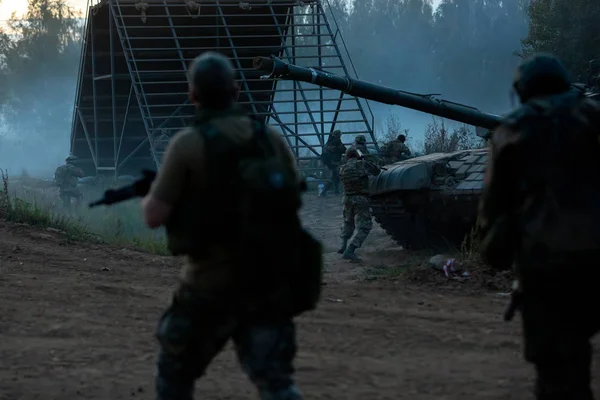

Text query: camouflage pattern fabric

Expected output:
[478,89,600,399]
[340,195,373,248]
[339,158,379,195]
[54,163,84,207]
[381,140,411,164]
[351,143,369,155]
[156,285,302,400]
[321,135,346,195]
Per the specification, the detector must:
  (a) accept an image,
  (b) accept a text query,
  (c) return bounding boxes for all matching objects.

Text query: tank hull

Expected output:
[369,148,487,249]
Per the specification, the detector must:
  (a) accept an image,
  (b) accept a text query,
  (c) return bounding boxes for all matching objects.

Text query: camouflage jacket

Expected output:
[478,91,600,271]
[351,143,369,156]
[339,158,380,196]
[381,140,411,163]
[322,137,346,165]
[54,163,84,189]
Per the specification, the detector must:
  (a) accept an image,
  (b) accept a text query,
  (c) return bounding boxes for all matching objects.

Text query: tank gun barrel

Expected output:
[253,56,503,138]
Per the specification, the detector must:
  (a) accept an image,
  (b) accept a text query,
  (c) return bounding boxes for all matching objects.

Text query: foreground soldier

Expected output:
[479,53,600,400]
[141,52,321,400]
[320,129,346,196]
[54,154,84,208]
[338,148,380,260]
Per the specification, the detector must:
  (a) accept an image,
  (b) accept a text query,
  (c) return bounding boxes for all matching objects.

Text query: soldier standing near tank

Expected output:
[381,134,411,164]
[351,134,369,155]
[478,53,600,400]
[338,148,380,260]
[320,130,346,196]
[54,154,84,209]
[141,52,316,400]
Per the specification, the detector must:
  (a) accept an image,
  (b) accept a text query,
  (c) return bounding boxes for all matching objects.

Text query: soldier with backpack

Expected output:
[319,130,346,196]
[140,52,322,400]
[478,53,600,400]
[54,154,84,208]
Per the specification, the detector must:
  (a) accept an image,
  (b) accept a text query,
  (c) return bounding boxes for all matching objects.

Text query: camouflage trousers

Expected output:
[59,188,82,208]
[517,256,600,400]
[340,194,373,248]
[155,285,303,400]
[323,163,340,195]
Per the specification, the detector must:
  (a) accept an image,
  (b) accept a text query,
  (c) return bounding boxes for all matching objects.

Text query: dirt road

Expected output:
[0,194,598,399]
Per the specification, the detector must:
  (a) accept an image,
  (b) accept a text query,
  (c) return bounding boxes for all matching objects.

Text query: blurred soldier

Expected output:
[54,154,84,208]
[320,130,346,196]
[352,134,369,155]
[338,148,380,260]
[587,59,599,88]
[381,134,411,164]
[141,51,321,400]
[478,53,600,400]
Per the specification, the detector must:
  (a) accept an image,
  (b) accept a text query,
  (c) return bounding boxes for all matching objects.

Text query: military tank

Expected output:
[253,55,598,249]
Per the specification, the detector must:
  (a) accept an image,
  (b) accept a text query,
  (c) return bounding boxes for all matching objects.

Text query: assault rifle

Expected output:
[356,149,388,171]
[88,169,156,208]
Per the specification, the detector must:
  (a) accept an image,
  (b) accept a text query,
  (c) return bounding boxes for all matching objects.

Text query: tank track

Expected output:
[370,190,480,250]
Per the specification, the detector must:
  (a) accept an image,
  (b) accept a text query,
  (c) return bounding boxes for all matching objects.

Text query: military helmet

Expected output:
[355,134,366,143]
[398,134,406,142]
[331,130,342,137]
[345,148,360,159]
[65,154,77,162]
[512,53,571,103]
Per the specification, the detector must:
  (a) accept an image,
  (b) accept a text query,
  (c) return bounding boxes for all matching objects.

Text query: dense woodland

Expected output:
[0,0,598,172]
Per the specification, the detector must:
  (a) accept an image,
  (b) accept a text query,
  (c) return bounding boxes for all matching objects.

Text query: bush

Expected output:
[0,170,169,255]
[377,113,412,150]
[422,118,484,155]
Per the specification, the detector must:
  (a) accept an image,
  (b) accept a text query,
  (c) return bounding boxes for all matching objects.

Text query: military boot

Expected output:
[337,239,348,254]
[342,244,360,261]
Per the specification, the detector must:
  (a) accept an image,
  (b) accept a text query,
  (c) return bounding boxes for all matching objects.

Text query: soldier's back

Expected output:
[506,92,600,256]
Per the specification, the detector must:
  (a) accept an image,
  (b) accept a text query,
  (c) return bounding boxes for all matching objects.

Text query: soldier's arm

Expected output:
[266,126,300,181]
[403,144,411,155]
[142,130,190,228]
[478,125,521,267]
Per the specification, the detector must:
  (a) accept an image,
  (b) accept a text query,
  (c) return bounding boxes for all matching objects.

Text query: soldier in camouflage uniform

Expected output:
[351,134,369,155]
[338,148,380,260]
[479,53,600,400]
[141,52,312,400]
[320,130,346,196]
[381,134,411,164]
[54,154,84,208]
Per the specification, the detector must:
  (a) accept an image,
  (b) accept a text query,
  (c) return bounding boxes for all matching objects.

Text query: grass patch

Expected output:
[0,170,169,255]
[362,263,409,281]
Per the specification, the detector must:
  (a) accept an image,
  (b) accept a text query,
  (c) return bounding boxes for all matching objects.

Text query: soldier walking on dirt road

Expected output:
[141,51,322,400]
[338,148,380,261]
[478,53,600,400]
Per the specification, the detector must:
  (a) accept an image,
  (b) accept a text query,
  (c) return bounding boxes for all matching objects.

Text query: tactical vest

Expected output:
[340,159,369,195]
[504,91,600,257]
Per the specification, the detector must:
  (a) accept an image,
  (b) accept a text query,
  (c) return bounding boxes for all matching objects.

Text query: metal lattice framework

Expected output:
[70,0,375,176]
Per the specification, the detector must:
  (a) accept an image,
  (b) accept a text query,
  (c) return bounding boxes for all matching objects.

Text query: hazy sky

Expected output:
[0,0,443,21]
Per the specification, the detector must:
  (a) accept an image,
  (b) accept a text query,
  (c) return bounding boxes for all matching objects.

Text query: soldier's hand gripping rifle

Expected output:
[88,170,156,208]
[356,149,387,171]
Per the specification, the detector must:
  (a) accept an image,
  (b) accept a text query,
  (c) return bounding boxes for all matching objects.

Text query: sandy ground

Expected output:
[0,193,598,399]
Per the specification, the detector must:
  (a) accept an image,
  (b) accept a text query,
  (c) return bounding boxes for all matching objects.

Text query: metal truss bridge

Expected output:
[70,0,375,176]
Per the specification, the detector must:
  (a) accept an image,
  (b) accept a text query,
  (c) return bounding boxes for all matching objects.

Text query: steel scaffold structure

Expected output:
[70,0,375,176]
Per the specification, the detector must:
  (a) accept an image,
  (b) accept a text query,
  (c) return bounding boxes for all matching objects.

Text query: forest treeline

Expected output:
[0,0,598,169]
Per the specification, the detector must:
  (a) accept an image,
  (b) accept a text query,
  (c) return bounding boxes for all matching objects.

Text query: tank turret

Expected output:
[253,56,597,250]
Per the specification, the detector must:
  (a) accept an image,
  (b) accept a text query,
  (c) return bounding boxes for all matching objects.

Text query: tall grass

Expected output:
[0,170,169,255]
